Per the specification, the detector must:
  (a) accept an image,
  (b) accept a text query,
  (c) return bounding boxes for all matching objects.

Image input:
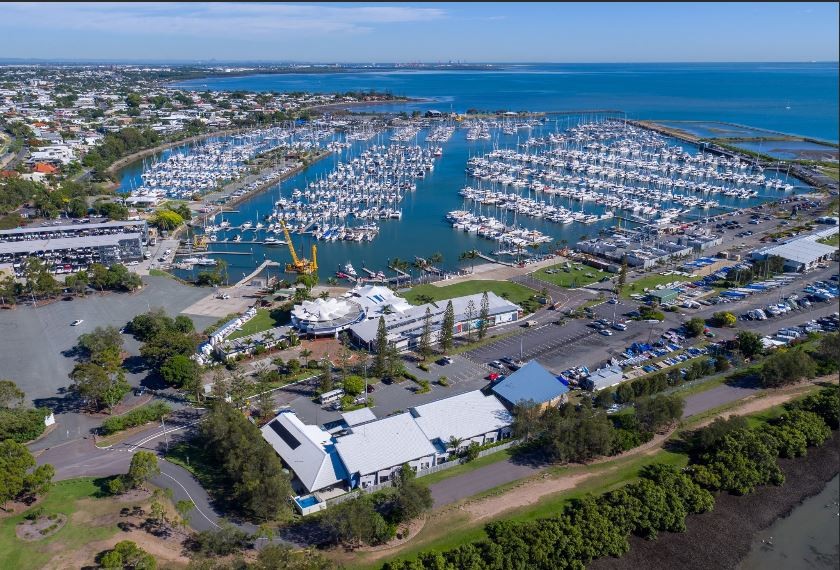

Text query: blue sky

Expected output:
[1,2,837,63]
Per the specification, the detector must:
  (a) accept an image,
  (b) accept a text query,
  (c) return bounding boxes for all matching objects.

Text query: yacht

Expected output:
[343,262,358,277]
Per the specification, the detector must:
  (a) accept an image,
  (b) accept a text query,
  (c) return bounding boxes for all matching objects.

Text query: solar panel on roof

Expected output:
[269,419,301,450]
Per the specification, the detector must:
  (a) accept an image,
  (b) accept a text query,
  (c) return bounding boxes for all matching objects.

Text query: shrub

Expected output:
[418,363,429,372]
[417,380,431,394]
[437,376,449,387]
[100,402,172,435]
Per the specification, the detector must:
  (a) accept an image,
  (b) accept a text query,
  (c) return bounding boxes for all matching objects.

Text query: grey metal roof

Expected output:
[410,390,511,444]
[0,233,143,255]
[333,412,436,476]
[0,220,146,237]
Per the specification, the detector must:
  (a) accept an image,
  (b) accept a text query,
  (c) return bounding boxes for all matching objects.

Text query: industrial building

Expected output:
[751,228,838,272]
[0,233,145,276]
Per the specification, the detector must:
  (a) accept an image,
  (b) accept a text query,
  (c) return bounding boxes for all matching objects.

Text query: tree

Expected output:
[684,318,706,338]
[459,249,479,273]
[343,375,365,397]
[617,255,628,296]
[0,380,25,408]
[318,357,334,394]
[77,326,123,366]
[200,403,293,521]
[711,311,737,328]
[321,495,393,547]
[160,354,200,388]
[692,429,784,495]
[760,349,816,388]
[127,451,160,489]
[635,394,684,433]
[69,363,130,413]
[478,292,490,340]
[374,317,389,375]
[418,307,433,360]
[0,439,34,508]
[150,209,183,231]
[464,299,477,341]
[440,301,455,351]
[511,400,542,442]
[99,540,156,570]
[393,464,433,521]
[736,330,764,359]
[192,522,251,556]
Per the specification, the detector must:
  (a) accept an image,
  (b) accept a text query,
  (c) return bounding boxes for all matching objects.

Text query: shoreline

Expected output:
[589,429,840,570]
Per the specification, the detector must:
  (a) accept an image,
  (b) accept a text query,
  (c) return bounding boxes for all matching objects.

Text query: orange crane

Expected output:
[279,220,318,275]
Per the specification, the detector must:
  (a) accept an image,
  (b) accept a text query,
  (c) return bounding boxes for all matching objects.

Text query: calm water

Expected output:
[174,63,839,142]
[739,475,840,570]
[149,63,838,283]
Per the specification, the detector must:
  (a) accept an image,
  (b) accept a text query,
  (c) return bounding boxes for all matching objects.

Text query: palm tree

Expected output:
[459,249,479,273]
[448,436,464,454]
[429,252,443,265]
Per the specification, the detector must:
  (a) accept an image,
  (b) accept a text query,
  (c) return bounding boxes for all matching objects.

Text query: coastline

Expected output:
[589,429,840,570]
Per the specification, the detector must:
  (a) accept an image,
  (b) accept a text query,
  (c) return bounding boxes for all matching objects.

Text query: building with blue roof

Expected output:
[491,361,569,409]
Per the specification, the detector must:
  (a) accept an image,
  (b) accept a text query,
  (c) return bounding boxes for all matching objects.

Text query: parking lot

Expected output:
[274,354,489,425]
[0,276,214,405]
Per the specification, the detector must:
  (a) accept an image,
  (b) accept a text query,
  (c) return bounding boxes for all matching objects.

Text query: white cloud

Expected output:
[1,2,447,37]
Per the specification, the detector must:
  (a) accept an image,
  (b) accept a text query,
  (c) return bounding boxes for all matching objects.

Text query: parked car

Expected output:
[489,360,505,370]
[599,329,613,336]
[366,384,375,393]
[71,319,84,326]
[437,356,454,366]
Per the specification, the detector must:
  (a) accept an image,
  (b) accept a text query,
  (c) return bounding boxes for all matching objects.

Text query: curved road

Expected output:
[34,410,231,534]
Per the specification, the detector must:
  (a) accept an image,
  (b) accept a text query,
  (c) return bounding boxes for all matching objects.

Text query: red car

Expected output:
[487,372,501,382]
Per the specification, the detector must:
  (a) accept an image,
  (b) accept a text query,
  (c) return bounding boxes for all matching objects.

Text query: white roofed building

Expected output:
[409,390,512,461]
[333,413,437,489]
[260,411,348,495]
[291,297,365,337]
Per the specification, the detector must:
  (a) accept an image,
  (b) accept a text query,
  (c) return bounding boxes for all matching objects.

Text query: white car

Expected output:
[489,360,505,370]
[71,319,84,326]
[599,329,613,336]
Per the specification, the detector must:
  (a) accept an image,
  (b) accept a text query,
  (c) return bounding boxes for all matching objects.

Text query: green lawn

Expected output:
[0,478,118,570]
[818,233,839,247]
[621,273,693,299]
[532,263,609,288]
[226,308,282,340]
[404,280,536,306]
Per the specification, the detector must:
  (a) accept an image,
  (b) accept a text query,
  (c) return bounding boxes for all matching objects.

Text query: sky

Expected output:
[0,2,837,63]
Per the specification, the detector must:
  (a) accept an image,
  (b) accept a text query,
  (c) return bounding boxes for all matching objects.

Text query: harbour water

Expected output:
[128,63,838,283]
[739,474,840,570]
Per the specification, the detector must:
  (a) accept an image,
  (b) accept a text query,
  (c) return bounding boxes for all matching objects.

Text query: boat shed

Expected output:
[491,361,569,410]
[751,230,838,272]
[647,288,680,305]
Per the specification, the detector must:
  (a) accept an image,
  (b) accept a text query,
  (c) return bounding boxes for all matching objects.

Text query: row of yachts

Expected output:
[445,211,553,247]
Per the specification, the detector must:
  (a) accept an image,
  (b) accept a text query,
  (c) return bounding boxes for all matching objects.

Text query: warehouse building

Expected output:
[751,229,838,272]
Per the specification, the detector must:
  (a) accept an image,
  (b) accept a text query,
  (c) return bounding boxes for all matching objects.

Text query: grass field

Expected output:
[621,273,693,299]
[532,263,609,288]
[226,308,282,340]
[0,478,118,570]
[351,447,688,569]
[818,233,839,247]
[404,280,536,306]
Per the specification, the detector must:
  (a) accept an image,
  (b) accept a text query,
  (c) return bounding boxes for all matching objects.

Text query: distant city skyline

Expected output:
[0,2,837,63]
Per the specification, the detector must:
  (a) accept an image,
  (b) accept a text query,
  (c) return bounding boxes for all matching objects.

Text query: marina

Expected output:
[126,114,812,285]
